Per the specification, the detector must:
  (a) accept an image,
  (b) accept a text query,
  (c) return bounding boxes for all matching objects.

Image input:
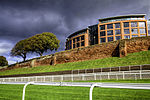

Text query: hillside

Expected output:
[0,50,150,76]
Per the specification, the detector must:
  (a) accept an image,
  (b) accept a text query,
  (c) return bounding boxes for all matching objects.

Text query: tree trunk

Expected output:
[23,54,26,62]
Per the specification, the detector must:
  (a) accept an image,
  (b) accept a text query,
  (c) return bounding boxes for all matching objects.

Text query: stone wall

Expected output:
[2,36,150,71]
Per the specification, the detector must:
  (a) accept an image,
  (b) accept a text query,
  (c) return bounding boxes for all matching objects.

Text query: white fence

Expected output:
[0,70,150,82]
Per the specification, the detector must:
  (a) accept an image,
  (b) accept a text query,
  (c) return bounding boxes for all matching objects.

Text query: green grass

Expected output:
[0,84,150,100]
[65,79,150,83]
[0,50,150,76]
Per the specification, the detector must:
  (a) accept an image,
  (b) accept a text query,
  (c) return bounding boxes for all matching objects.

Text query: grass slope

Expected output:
[0,50,150,76]
[0,84,150,100]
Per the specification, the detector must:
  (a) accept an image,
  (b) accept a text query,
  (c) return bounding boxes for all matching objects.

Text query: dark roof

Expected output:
[99,14,146,21]
[67,28,87,38]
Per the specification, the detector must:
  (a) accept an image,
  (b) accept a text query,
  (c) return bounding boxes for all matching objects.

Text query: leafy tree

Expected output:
[11,39,31,61]
[0,56,8,66]
[29,32,60,56]
[11,32,60,61]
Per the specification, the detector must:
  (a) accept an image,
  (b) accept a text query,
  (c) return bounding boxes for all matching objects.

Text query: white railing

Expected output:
[0,82,150,100]
[0,70,150,82]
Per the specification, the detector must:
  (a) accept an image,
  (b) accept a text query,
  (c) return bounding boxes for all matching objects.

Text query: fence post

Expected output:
[116,73,118,80]
[140,70,142,79]
[94,73,96,80]
[22,82,34,100]
[123,72,125,80]
[82,74,85,81]
[72,70,73,81]
[89,83,101,100]
[135,74,137,80]
[108,73,110,80]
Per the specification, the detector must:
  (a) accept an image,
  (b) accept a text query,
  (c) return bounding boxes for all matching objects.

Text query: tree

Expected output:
[0,56,8,66]
[11,39,31,61]
[29,32,60,56]
[11,32,60,61]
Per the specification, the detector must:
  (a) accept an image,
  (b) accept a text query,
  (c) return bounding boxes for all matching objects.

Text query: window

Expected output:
[81,41,84,46]
[139,22,145,27]
[100,31,106,36]
[107,24,113,29]
[131,28,138,34]
[73,44,75,48]
[107,30,113,35]
[115,23,120,28]
[115,29,121,35]
[77,43,80,47]
[124,22,129,27]
[131,22,137,27]
[124,29,130,34]
[73,38,75,43]
[100,25,105,30]
[77,37,80,41]
[124,35,130,39]
[139,28,146,34]
[107,37,113,42]
[115,36,121,40]
[69,40,72,45]
[81,35,84,40]
[140,34,146,37]
[132,35,138,38]
[100,38,106,43]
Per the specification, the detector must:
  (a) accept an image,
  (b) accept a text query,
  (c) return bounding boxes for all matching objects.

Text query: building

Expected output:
[66,14,150,50]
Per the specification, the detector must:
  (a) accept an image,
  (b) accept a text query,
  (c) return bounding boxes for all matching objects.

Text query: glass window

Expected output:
[124,29,130,34]
[100,38,106,43]
[77,37,80,41]
[124,35,130,39]
[131,29,138,34]
[77,43,80,47]
[131,22,137,27]
[69,40,72,45]
[107,30,113,35]
[100,25,105,30]
[115,36,121,40]
[132,35,138,38]
[139,22,145,27]
[73,38,75,43]
[100,31,106,36]
[81,41,84,46]
[107,37,113,42]
[115,29,121,35]
[81,35,84,40]
[115,23,120,28]
[107,24,113,29]
[73,44,75,48]
[140,34,146,37]
[124,22,129,27]
[139,28,146,34]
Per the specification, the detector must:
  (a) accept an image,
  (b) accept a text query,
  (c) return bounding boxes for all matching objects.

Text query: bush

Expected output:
[0,56,8,67]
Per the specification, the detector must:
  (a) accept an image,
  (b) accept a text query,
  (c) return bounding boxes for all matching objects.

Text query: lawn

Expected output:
[0,50,150,76]
[0,84,150,100]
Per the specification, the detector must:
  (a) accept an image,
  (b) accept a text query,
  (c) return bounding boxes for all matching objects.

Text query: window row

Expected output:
[100,35,143,43]
[100,22,146,30]
[73,35,85,43]
[73,41,85,48]
[100,28,146,36]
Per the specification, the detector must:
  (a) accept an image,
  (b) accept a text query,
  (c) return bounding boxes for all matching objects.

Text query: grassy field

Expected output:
[0,84,150,100]
[0,50,150,76]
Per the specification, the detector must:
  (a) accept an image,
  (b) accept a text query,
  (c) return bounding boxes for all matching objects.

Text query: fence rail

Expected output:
[0,70,150,82]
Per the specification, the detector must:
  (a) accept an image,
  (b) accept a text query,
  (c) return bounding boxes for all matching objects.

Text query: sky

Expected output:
[0,0,150,64]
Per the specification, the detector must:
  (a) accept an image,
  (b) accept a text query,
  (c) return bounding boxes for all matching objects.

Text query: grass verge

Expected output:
[0,84,150,100]
[0,50,150,76]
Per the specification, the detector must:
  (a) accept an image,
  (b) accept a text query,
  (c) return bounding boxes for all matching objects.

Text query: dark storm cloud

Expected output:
[0,0,149,64]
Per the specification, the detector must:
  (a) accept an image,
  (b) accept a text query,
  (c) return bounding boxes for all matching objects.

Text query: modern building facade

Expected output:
[66,14,150,50]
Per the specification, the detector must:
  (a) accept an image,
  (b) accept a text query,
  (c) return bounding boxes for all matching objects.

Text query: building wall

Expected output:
[98,20,148,44]
[4,36,150,71]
